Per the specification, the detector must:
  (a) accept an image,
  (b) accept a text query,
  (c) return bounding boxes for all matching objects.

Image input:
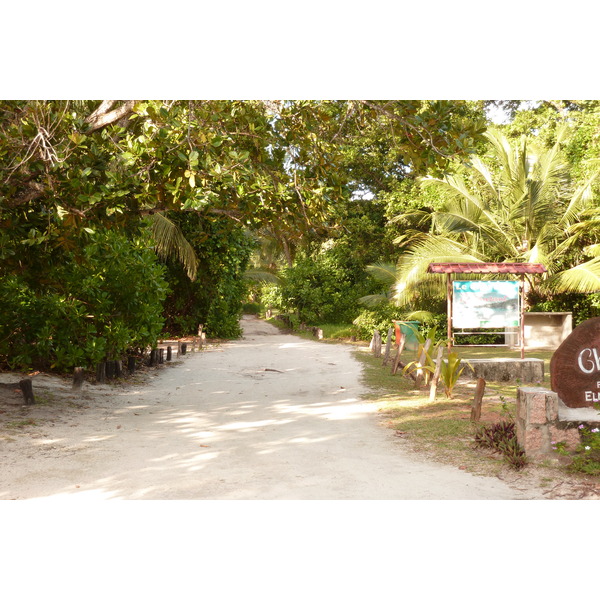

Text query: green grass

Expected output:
[4,419,38,429]
[353,349,532,474]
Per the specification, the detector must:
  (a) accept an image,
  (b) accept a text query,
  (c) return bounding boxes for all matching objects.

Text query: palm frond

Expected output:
[149,213,199,281]
[358,293,392,308]
[542,258,600,294]
[365,262,398,286]
[243,269,282,284]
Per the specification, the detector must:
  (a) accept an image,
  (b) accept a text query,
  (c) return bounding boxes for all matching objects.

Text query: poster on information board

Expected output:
[452,280,520,328]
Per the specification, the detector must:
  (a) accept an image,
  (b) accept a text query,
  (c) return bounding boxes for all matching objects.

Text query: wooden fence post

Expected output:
[471,378,486,422]
[128,356,136,375]
[382,327,394,366]
[391,333,407,375]
[371,330,382,358]
[180,343,187,356]
[19,379,35,405]
[72,367,85,391]
[166,346,172,361]
[105,360,115,379]
[96,362,106,384]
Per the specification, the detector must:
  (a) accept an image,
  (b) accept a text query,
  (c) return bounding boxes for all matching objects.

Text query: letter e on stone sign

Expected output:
[551,317,600,408]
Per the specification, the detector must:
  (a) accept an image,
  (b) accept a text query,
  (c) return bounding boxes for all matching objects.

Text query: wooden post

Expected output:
[429,346,444,401]
[149,349,158,366]
[115,360,122,378]
[159,348,164,364]
[105,360,115,379]
[127,356,136,374]
[447,273,453,351]
[520,274,525,360]
[180,343,187,356]
[19,379,35,405]
[372,330,382,358]
[72,367,85,390]
[471,378,486,422]
[382,327,394,366]
[166,346,172,361]
[391,333,407,375]
[96,362,106,384]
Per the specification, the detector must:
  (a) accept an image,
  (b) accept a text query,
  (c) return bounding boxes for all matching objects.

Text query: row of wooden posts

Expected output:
[19,328,208,406]
[369,327,485,422]
[83,339,195,388]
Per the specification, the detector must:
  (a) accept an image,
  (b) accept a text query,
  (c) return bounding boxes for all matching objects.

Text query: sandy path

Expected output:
[0,316,546,500]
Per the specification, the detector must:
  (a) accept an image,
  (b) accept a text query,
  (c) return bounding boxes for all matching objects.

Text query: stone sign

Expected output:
[550,317,600,408]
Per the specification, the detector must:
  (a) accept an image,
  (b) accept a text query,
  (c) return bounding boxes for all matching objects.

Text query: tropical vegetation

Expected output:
[1,99,600,372]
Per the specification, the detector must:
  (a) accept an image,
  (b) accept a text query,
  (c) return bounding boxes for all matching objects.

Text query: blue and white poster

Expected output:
[452,280,520,328]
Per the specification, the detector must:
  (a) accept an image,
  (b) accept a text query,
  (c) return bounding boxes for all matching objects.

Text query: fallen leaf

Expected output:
[117,425,122,429]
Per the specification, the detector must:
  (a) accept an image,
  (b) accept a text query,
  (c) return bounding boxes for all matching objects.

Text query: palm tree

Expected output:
[388,127,600,307]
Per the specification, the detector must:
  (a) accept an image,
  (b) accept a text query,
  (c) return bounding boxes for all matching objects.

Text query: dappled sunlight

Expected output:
[34,438,65,446]
[83,434,116,443]
[28,488,122,500]
[278,342,314,350]
[217,418,295,432]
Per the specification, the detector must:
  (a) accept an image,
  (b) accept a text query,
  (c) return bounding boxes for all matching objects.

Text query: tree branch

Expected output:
[85,100,136,133]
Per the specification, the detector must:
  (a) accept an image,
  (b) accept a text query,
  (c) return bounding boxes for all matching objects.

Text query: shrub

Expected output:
[474,420,527,470]
[0,229,168,371]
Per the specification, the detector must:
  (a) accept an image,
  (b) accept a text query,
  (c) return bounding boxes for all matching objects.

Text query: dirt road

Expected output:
[0,316,548,500]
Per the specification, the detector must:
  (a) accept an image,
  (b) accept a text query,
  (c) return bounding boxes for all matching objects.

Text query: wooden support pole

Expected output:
[520,274,525,360]
[19,379,35,405]
[180,343,187,356]
[159,348,164,364]
[166,346,172,361]
[128,356,136,374]
[471,378,486,422]
[115,360,122,378]
[447,273,453,351]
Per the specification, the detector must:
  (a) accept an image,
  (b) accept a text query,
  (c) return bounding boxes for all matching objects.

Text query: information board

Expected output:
[452,280,520,329]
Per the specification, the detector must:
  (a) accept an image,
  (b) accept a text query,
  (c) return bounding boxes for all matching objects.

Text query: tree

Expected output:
[387,127,600,307]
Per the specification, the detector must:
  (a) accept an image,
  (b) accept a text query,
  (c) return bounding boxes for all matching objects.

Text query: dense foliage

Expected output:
[3,99,599,372]
[0,228,167,370]
[161,212,254,339]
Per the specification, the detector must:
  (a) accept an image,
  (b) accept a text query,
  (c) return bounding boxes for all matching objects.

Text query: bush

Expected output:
[272,243,381,325]
[352,304,406,342]
[0,229,168,371]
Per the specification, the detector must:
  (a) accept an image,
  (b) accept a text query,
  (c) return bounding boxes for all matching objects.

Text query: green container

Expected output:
[393,320,420,351]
